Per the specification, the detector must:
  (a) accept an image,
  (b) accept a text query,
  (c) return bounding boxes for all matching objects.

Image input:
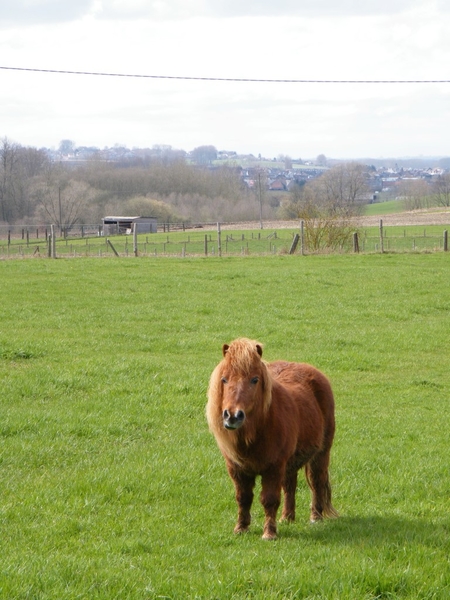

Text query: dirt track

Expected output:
[357,208,450,227]
[216,208,450,231]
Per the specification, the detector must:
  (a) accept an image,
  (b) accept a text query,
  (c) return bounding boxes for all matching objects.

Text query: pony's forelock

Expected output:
[206,339,273,451]
[223,338,264,376]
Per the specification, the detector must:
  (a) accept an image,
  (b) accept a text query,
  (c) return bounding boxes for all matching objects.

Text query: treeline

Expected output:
[3,136,449,231]
[0,137,277,227]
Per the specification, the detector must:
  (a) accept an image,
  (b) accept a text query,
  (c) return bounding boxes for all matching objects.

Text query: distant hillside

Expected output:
[363,199,405,216]
[350,156,450,169]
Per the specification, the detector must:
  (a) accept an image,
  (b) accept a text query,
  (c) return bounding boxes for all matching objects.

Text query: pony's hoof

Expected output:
[280,515,295,523]
[310,510,323,523]
[234,526,249,535]
[262,532,277,540]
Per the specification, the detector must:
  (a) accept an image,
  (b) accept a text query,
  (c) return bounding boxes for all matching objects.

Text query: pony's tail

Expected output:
[321,477,339,519]
[305,463,339,520]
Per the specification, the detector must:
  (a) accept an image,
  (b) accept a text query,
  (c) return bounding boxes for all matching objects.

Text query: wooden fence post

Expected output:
[353,232,359,253]
[133,224,138,257]
[50,224,56,258]
[204,235,208,257]
[379,219,384,253]
[444,230,448,252]
[217,222,222,257]
[300,220,305,255]
[289,233,300,255]
[106,238,120,257]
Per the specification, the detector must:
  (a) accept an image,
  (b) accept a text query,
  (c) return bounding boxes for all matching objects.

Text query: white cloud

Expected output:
[0,1,449,158]
[96,0,424,20]
[0,0,95,24]
[1,0,426,24]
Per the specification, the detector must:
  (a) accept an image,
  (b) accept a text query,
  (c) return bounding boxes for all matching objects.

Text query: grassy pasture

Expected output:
[363,200,406,216]
[1,222,449,258]
[0,254,449,599]
[360,224,449,253]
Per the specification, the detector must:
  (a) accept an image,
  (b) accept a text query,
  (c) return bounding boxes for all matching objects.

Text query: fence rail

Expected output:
[0,221,448,259]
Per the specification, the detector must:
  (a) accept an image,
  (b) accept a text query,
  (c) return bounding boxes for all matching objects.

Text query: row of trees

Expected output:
[396,177,450,211]
[0,138,268,227]
[1,137,449,246]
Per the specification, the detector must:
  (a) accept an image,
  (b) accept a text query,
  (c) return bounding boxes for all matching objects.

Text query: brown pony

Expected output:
[206,338,338,540]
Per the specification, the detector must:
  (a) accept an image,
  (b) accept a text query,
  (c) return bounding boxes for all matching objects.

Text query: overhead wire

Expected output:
[0,65,449,84]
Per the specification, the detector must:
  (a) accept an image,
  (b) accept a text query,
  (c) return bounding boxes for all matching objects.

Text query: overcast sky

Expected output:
[1,0,450,159]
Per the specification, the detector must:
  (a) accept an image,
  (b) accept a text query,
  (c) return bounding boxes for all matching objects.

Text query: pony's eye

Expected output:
[250,377,259,384]
[221,377,228,384]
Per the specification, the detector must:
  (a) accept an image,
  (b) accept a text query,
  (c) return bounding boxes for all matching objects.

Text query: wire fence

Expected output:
[0,221,448,259]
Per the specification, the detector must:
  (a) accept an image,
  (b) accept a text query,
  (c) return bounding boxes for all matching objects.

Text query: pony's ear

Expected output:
[222,344,230,356]
[256,344,263,357]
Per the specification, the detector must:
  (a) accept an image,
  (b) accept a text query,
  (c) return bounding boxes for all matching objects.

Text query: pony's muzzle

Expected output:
[223,409,245,430]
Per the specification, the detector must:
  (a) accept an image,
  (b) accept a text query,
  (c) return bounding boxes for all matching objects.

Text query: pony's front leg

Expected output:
[227,464,255,534]
[260,467,284,540]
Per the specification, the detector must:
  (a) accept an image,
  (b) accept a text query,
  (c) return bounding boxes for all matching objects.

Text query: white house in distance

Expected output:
[102,216,157,235]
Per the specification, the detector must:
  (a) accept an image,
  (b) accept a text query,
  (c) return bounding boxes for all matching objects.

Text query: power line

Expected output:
[0,65,449,84]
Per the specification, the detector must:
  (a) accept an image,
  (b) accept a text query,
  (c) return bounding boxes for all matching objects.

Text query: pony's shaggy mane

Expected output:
[206,338,273,465]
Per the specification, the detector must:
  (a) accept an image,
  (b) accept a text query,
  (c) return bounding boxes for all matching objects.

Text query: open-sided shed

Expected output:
[102,216,157,235]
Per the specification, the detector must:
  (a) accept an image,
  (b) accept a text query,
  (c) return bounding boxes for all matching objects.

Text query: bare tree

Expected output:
[280,163,369,252]
[432,173,450,207]
[58,139,76,157]
[398,179,430,210]
[312,162,369,217]
[32,166,95,229]
[190,145,217,165]
[19,146,49,178]
[296,185,357,251]
[0,138,54,223]
[0,137,18,222]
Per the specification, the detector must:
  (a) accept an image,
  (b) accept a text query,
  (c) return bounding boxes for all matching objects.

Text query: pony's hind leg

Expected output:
[281,467,298,522]
[305,451,338,522]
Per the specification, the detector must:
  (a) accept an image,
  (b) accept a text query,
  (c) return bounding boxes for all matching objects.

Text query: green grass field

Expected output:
[1,254,449,599]
[1,221,449,257]
[363,200,406,216]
